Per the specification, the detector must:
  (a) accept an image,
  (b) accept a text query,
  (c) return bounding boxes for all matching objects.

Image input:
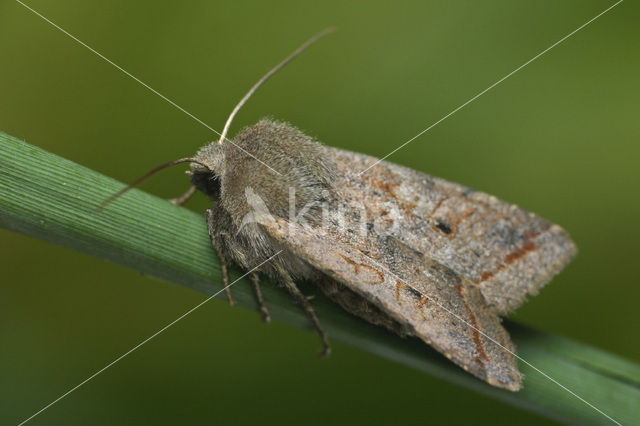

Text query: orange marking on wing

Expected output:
[429,196,450,216]
[523,229,541,239]
[461,208,476,218]
[372,179,399,198]
[505,241,539,265]
[339,254,384,285]
[371,178,417,215]
[395,281,405,302]
[415,294,429,321]
[456,283,490,366]
[486,241,539,281]
[402,201,418,213]
[480,271,494,282]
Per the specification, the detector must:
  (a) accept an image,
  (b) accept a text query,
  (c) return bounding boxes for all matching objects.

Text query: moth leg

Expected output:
[250,272,271,323]
[168,185,196,206]
[205,209,236,306]
[277,267,331,357]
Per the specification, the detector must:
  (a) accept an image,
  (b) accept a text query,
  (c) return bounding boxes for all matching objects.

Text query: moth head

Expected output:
[189,142,224,200]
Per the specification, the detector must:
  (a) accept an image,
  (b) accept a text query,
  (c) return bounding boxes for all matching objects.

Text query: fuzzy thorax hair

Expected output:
[191,119,336,225]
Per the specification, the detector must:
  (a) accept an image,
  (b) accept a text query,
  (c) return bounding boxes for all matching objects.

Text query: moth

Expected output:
[102,29,576,391]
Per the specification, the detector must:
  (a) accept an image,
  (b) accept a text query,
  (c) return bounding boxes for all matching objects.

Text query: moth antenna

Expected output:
[98,158,211,211]
[218,27,336,145]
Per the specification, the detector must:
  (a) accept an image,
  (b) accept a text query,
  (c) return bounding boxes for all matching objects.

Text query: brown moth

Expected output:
[102,29,576,391]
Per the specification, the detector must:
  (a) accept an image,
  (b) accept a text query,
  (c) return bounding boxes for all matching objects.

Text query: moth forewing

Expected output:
[324,147,577,315]
[255,204,522,390]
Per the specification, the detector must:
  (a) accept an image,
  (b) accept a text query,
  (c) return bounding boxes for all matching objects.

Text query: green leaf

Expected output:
[1,131,638,425]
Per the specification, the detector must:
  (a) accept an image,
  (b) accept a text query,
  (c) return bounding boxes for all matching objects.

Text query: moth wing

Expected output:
[324,147,577,315]
[257,215,522,391]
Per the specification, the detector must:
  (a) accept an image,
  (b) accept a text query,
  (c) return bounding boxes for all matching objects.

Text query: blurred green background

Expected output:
[1,0,638,424]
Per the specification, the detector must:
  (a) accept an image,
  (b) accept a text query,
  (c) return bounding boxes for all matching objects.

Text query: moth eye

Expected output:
[435,221,453,235]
